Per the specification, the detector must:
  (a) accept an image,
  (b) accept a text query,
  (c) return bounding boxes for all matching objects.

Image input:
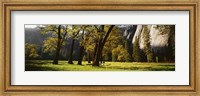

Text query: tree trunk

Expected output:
[92,25,115,66]
[100,55,103,64]
[93,42,98,62]
[88,51,91,63]
[53,25,61,64]
[68,38,75,64]
[77,46,85,65]
[77,28,86,65]
[102,55,105,63]
[93,45,103,66]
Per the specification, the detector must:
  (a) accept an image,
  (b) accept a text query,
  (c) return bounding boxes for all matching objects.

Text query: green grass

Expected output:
[25,60,175,71]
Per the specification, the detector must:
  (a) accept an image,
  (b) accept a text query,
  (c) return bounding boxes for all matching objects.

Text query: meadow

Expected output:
[25,60,175,71]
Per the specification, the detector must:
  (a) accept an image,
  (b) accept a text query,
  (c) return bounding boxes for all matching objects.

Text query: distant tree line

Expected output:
[25,25,175,66]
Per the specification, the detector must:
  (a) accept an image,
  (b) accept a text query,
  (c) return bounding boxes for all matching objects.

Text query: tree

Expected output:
[154,25,175,62]
[124,25,136,62]
[53,25,62,64]
[25,43,39,59]
[118,49,128,62]
[125,40,133,62]
[112,45,128,62]
[84,37,95,63]
[43,37,57,55]
[80,25,100,64]
[132,37,141,62]
[112,47,118,62]
[41,25,68,64]
[68,25,81,64]
[102,26,122,62]
[168,25,175,62]
[142,25,153,62]
[77,25,92,65]
[112,53,117,62]
[93,25,115,66]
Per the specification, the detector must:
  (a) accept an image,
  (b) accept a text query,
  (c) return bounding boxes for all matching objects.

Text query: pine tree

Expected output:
[142,25,153,62]
[133,36,141,62]
[125,40,133,62]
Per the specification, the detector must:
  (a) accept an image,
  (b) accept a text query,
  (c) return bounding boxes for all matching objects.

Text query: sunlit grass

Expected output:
[25,60,175,71]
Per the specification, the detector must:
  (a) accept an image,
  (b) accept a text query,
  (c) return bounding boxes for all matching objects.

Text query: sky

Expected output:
[25,25,37,28]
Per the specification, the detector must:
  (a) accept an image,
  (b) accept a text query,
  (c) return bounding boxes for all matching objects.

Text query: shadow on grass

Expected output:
[25,60,175,71]
[25,65,59,71]
[25,60,52,65]
[25,60,66,71]
[25,60,67,65]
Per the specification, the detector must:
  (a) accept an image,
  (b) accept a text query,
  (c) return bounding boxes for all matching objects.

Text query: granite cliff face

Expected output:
[131,25,175,62]
[132,25,170,49]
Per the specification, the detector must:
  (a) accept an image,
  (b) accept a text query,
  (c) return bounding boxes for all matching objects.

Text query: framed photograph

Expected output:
[0,0,199,95]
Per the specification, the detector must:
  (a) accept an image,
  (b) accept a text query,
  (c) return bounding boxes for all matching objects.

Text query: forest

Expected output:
[25,25,175,71]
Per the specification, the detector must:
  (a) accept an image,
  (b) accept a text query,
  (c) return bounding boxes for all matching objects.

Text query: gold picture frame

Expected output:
[0,0,199,96]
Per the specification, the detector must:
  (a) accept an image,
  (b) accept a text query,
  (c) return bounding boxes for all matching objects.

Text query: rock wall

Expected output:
[132,25,170,50]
